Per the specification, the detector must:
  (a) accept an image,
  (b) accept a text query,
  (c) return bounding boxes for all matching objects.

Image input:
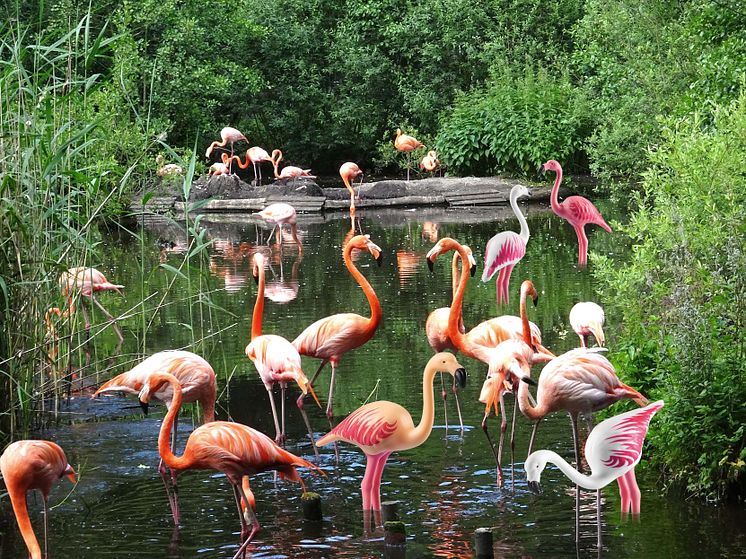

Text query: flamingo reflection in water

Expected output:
[210,239,253,293]
[265,250,302,304]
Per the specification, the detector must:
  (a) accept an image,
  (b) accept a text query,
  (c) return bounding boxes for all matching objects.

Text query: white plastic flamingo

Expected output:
[569,302,606,348]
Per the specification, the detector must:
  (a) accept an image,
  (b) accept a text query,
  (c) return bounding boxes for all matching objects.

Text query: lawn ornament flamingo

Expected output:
[231,146,273,185]
[293,234,383,419]
[526,400,664,545]
[271,149,315,182]
[138,372,322,559]
[340,162,363,215]
[569,302,606,348]
[206,126,247,172]
[482,184,531,306]
[1,440,76,559]
[394,128,425,181]
[316,353,467,511]
[255,202,303,250]
[246,252,319,444]
[541,159,612,266]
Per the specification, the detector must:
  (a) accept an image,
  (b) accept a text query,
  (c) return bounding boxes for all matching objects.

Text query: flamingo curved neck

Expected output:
[511,188,530,242]
[251,263,265,340]
[447,243,478,357]
[519,287,531,346]
[450,253,465,332]
[550,167,564,216]
[517,379,550,421]
[157,376,191,471]
[343,244,381,337]
[8,488,41,559]
[535,450,616,490]
[272,150,283,179]
[409,362,438,447]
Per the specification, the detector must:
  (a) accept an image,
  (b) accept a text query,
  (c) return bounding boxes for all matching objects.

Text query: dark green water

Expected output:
[3,201,745,558]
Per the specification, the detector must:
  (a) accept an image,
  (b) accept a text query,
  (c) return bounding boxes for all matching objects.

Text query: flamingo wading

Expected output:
[340,162,363,215]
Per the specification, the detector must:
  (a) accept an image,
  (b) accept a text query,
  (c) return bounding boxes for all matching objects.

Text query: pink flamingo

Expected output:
[394,128,425,181]
[138,372,322,559]
[340,162,363,215]
[419,150,440,176]
[255,202,303,250]
[246,252,319,444]
[206,126,247,173]
[526,400,664,544]
[209,153,233,177]
[271,149,316,182]
[482,184,531,306]
[231,146,273,185]
[316,352,467,511]
[569,301,606,348]
[92,350,217,524]
[0,440,76,559]
[293,234,383,419]
[47,266,125,342]
[425,246,476,431]
[542,159,612,266]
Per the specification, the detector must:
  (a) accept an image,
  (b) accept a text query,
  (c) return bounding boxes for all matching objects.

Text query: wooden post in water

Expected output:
[382,500,400,523]
[301,492,323,521]
[474,527,495,558]
[384,520,406,546]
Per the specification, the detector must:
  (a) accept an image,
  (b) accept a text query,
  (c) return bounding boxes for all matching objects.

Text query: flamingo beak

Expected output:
[470,263,477,277]
[65,464,77,484]
[139,400,149,415]
[532,293,539,308]
[454,368,467,389]
[528,480,542,495]
[427,257,434,272]
[521,376,537,386]
[538,163,546,176]
[308,383,321,408]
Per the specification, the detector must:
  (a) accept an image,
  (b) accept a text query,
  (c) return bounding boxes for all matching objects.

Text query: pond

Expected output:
[4,200,745,558]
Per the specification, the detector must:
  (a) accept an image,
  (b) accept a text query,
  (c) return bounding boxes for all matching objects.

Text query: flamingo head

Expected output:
[538,160,562,175]
[137,372,177,415]
[64,463,77,484]
[430,352,467,390]
[520,280,539,307]
[252,252,266,284]
[512,184,531,200]
[525,450,550,495]
[348,234,383,266]
[426,238,468,272]
[293,368,321,408]
[462,245,478,277]
[340,162,363,183]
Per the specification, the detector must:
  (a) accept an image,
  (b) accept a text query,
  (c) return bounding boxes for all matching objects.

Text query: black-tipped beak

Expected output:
[470,264,477,277]
[139,400,149,415]
[532,294,538,308]
[538,163,546,176]
[521,376,537,386]
[427,258,434,272]
[376,254,383,267]
[528,480,543,495]
[454,368,467,389]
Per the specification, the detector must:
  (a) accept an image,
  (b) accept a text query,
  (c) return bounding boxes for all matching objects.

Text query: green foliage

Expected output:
[594,92,746,499]
[436,67,590,175]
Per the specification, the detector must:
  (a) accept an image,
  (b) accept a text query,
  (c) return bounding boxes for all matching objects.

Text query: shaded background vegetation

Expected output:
[1,0,744,500]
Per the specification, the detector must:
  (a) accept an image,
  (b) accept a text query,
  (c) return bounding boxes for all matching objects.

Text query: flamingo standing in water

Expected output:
[340,162,363,215]
[138,372,322,559]
[425,247,477,432]
[316,353,467,511]
[206,126,247,173]
[46,266,125,342]
[569,301,606,348]
[231,147,273,185]
[0,440,76,559]
[394,128,425,181]
[419,150,440,176]
[246,252,318,444]
[293,234,383,419]
[92,350,217,524]
[526,400,664,544]
[271,149,315,182]
[541,159,612,266]
[255,203,303,250]
[482,184,531,306]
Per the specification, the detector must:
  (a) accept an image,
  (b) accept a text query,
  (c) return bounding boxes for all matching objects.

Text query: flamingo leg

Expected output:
[361,454,375,510]
[297,359,328,409]
[281,384,286,443]
[439,372,449,433]
[370,451,391,511]
[253,161,259,185]
[266,225,278,246]
[570,412,582,543]
[623,468,641,514]
[497,393,508,488]
[326,362,338,419]
[233,482,261,559]
[509,392,518,489]
[266,386,283,443]
[481,414,503,486]
[232,484,249,539]
[92,296,124,342]
[43,496,49,559]
[597,489,602,549]
[574,225,589,267]
[617,470,630,514]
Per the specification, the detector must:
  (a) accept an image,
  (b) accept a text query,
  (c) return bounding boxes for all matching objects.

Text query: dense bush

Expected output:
[593,93,746,499]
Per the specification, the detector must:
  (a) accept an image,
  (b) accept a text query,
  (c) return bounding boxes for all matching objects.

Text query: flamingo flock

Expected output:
[4,138,652,558]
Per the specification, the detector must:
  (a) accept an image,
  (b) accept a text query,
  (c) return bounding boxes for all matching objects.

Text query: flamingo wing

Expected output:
[565,196,612,231]
[259,203,296,223]
[585,401,664,475]
[293,313,367,359]
[481,231,526,282]
[246,335,302,382]
[316,403,399,448]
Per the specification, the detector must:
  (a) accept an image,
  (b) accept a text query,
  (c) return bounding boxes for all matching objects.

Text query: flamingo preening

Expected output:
[316,353,467,511]
[271,149,315,182]
[394,128,425,181]
[482,184,531,306]
[0,440,76,559]
[138,372,322,559]
[231,146,274,185]
[542,159,612,266]
[293,234,383,419]
[569,301,606,348]
[419,150,440,176]
[340,162,363,215]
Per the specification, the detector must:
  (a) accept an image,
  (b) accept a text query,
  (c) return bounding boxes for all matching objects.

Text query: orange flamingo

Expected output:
[209,153,233,177]
[92,350,217,524]
[340,162,363,215]
[0,440,76,559]
[569,301,606,348]
[271,149,316,182]
[419,150,440,176]
[206,126,247,173]
[138,372,322,559]
[394,128,425,181]
[293,234,383,419]
[542,159,612,267]
[425,247,476,431]
[255,203,303,250]
[246,252,319,444]
[231,146,273,185]
[47,266,124,342]
[316,353,467,511]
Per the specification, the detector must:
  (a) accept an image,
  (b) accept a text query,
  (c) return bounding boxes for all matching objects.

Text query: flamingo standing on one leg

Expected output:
[293,234,383,419]
[425,247,477,432]
[206,127,247,173]
[255,203,303,251]
[138,372,322,559]
[47,266,125,342]
[246,252,319,444]
[526,400,664,545]
[541,159,612,267]
[394,128,425,181]
[340,162,363,215]
[0,440,76,559]
[316,353,467,511]
[92,350,217,524]
[419,150,440,176]
[231,147,273,185]
[271,149,316,183]
[569,302,606,348]
[482,184,531,306]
